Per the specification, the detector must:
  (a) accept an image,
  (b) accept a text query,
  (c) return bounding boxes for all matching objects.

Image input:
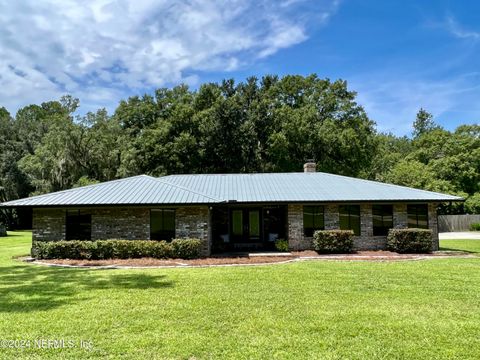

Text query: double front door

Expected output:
[231,208,261,244]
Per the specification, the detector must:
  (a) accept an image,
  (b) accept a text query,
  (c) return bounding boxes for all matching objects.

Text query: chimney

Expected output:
[303,160,316,173]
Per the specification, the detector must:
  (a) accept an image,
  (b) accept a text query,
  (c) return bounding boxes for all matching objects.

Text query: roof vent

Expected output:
[303,161,316,173]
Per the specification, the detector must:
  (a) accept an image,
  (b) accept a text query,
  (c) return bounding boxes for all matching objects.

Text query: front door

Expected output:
[231,208,261,249]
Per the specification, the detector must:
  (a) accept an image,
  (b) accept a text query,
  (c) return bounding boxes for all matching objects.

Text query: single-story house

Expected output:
[1,162,462,255]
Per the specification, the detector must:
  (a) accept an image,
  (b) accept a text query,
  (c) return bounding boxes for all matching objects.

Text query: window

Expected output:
[407,204,428,229]
[303,206,324,237]
[339,205,360,236]
[150,209,175,240]
[372,205,393,236]
[66,209,91,240]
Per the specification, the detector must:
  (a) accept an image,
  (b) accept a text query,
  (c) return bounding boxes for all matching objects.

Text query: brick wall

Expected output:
[91,208,150,240]
[287,202,440,251]
[32,208,66,241]
[32,206,212,256]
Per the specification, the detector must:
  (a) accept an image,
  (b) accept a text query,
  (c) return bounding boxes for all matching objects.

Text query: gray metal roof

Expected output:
[0,172,463,207]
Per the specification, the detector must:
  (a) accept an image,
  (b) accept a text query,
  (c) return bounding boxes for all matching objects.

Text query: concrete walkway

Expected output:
[439,232,480,240]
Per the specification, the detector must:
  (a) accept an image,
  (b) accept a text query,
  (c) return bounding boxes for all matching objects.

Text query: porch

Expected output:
[210,205,287,253]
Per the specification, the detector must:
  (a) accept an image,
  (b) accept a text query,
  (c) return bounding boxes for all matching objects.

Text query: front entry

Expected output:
[231,209,261,250]
[211,205,287,253]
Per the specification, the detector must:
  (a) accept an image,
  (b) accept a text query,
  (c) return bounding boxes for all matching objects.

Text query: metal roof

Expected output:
[0,172,463,207]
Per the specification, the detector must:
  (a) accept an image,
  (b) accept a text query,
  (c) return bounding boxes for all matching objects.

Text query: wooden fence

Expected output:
[438,215,480,232]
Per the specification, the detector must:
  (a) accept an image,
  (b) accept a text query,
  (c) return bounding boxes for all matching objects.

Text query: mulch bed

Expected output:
[41,255,296,267]
[28,250,475,268]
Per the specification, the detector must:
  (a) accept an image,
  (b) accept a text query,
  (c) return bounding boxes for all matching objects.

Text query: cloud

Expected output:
[0,0,338,115]
[445,16,480,40]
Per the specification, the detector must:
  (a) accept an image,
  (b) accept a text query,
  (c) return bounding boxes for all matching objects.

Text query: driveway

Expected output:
[439,232,480,240]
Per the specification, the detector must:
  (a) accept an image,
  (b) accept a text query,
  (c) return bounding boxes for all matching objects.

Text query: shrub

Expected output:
[470,223,480,231]
[274,239,289,252]
[386,228,433,253]
[171,238,202,259]
[32,238,202,260]
[313,230,354,254]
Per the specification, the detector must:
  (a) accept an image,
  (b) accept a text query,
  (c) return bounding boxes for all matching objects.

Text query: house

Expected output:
[1,163,462,255]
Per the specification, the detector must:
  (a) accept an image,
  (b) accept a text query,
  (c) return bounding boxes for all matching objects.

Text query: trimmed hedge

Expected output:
[32,238,202,260]
[313,230,354,254]
[470,223,480,231]
[386,228,433,253]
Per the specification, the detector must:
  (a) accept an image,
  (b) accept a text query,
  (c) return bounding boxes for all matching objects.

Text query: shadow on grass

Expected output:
[439,247,479,254]
[0,264,174,313]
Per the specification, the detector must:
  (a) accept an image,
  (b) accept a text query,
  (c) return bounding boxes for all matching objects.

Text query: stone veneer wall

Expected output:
[32,206,212,256]
[91,208,150,240]
[287,202,440,251]
[175,206,210,256]
[32,208,66,241]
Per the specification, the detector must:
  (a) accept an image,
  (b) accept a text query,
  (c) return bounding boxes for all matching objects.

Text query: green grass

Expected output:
[440,239,480,254]
[1,232,480,359]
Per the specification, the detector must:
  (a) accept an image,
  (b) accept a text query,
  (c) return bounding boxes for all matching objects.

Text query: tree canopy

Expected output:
[0,75,479,226]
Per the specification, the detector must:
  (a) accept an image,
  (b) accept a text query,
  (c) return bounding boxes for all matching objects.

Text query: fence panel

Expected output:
[438,215,480,232]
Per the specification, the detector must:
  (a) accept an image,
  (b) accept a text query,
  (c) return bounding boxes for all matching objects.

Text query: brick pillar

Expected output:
[428,203,439,251]
[360,204,373,237]
[324,204,339,229]
[288,204,310,250]
[175,206,210,256]
[393,204,407,228]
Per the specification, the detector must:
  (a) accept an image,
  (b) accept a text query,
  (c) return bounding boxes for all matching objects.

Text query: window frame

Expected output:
[150,209,176,241]
[407,204,429,229]
[372,204,393,236]
[339,205,361,236]
[66,209,92,240]
[303,205,325,237]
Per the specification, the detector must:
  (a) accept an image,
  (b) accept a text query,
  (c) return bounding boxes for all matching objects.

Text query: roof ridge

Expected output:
[154,177,224,202]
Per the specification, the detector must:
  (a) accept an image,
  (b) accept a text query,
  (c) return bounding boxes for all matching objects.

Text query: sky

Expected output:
[0,0,479,135]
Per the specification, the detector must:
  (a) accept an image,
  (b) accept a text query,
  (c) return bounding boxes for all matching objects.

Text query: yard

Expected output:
[1,232,480,359]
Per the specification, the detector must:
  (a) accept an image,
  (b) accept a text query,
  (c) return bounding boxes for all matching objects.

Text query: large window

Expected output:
[372,205,393,236]
[303,206,324,237]
[66,209,91,240]
[407,204,428,229]
[150,209,175,240]
[339,205,360,236]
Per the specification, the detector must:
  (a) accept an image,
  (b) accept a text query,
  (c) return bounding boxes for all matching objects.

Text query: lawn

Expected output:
[1,232,480,359]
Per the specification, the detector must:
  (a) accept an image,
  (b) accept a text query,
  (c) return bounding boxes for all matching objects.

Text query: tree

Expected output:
[412,108,438,138]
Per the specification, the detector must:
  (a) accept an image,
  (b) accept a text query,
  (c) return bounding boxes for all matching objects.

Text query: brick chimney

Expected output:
[303,160,316,173]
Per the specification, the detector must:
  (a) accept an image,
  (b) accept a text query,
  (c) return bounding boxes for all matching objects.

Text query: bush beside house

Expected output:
[0,224,6,237]
[32,238,202,260]
[387,228,433,253]
[313,230,354,253]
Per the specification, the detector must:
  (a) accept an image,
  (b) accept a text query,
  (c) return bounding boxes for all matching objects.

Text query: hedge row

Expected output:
[32,238,203,260]
[387,228,433,253]
[313,230,354,253]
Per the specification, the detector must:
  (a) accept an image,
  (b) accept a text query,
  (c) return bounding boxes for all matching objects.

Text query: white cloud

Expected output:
[445,16,480,40]
[0,0,337,115]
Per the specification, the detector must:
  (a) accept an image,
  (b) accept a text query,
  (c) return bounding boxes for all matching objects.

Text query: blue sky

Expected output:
[0,0,479,135]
